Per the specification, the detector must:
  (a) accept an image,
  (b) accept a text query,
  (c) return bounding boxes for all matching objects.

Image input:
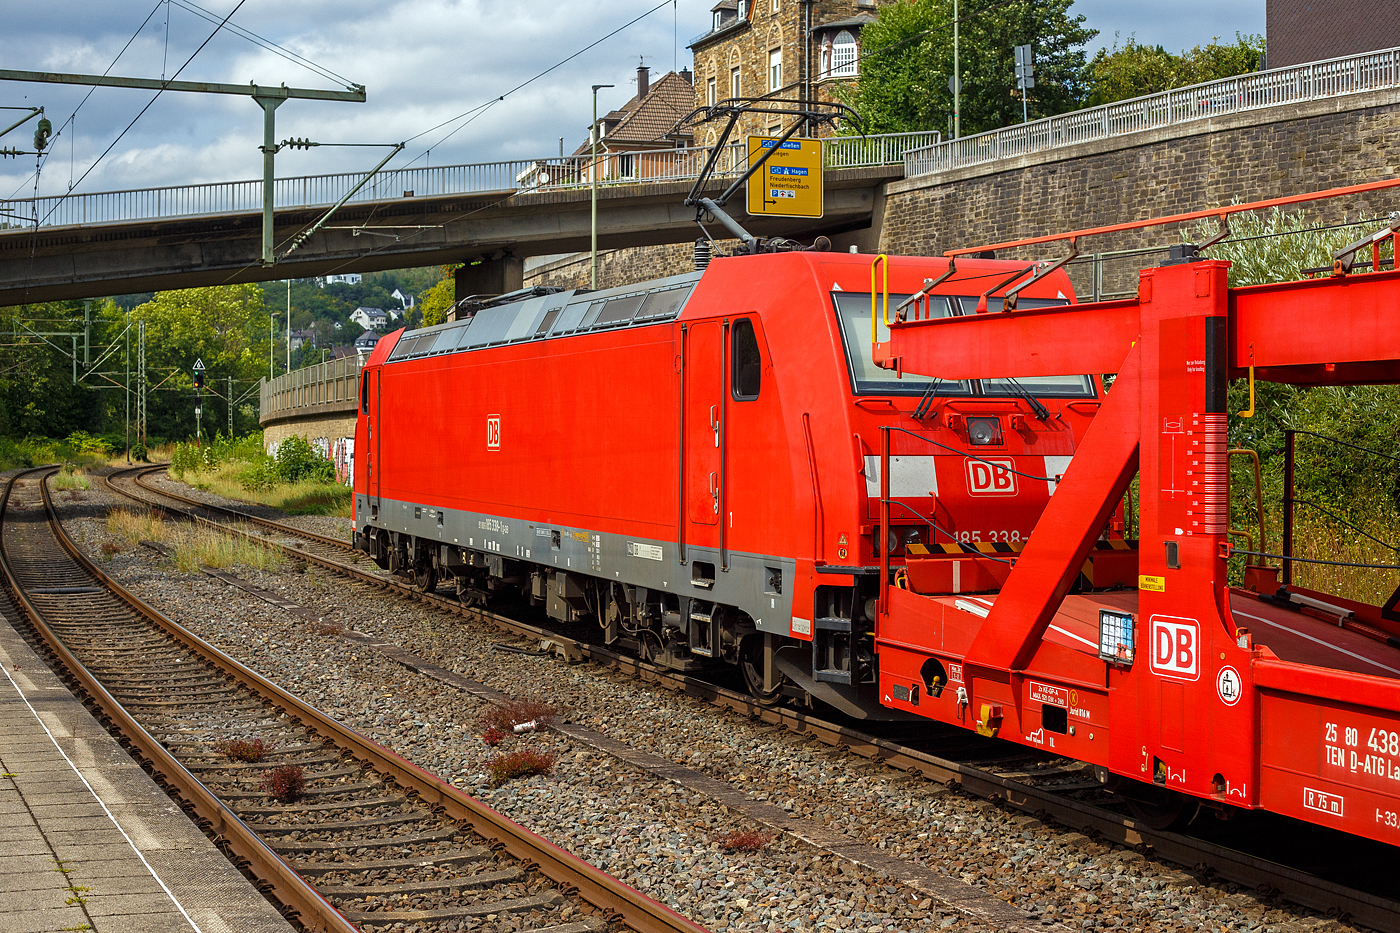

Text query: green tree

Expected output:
[1084,34,1264,106]
[0,301,100,438]
[130,284,270,440]
[418,266,460,328]
[840,0,1096,135]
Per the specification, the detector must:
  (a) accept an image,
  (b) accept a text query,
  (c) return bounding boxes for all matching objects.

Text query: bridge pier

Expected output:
[455,256,523,302]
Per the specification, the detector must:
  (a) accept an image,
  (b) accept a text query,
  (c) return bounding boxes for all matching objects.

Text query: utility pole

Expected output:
[136,321,146,445]
[124,309,130,463]
[286,280,292,372]
[590,83,614,290]
[229,374,234,438]
[270,314,275,380]
[953,0,960,140]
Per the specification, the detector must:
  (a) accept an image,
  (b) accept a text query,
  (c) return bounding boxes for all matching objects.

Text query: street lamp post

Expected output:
[590,83,614,290]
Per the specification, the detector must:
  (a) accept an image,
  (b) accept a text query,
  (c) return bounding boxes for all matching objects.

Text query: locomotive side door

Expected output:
[367,367,381,519]
[683,321,724,552]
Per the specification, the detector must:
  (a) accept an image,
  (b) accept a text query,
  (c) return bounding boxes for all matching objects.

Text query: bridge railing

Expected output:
[1,131,936,231]
[260,355,364,423]
[904,46,1400,178]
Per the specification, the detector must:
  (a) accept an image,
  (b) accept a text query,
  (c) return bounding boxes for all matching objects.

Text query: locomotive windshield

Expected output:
[831,291,1096,398]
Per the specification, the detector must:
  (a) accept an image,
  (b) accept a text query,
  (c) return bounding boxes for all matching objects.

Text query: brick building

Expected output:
[1266,0,1400,68]
[688,0,889,145]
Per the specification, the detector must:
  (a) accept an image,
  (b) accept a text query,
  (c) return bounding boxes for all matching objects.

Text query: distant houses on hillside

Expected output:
[350,307,389,330]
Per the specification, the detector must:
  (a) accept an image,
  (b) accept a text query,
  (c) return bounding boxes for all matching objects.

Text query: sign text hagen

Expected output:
[746,136,823,219]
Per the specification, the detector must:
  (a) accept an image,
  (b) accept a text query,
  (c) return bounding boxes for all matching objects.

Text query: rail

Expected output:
[904,46,1400,178]
[0,131,937,231]
[260,354,363,422]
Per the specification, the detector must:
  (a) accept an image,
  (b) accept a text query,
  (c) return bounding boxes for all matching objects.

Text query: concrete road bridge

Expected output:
[0,134,931,306]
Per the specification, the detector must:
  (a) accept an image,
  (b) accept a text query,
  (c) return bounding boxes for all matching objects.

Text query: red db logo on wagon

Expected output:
[965,458,1017,496]
[486,415,501,451]
[1149,615,1199,680]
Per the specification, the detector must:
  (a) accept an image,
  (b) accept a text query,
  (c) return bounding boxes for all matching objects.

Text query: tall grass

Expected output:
[168,431,350,517]
[104,507,282,572]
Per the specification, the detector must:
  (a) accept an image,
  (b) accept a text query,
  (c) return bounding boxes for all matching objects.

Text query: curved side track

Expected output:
[108,465,1400,932]
[5,466,711,933]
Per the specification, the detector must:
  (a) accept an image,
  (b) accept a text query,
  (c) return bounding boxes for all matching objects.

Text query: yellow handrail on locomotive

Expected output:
[870,253,890,346]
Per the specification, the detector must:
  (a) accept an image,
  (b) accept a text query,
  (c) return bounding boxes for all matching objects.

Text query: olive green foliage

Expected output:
[1187,209,1400,598]
[131,284,271,441]
[273,434,335,484]
[418,265,461,328]
[838,0,1096,135]
[1084,34,1265,106]
[170,432,266,479]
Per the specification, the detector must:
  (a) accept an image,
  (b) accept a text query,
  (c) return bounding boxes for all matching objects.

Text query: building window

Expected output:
[738,0,747,17]
[769,48,782,92]
[831,30,857,77]
[771,0,779,11]
[713,10,722,30]
[731,66,741,99]
[707,76,717,105]
[617,153,635,178]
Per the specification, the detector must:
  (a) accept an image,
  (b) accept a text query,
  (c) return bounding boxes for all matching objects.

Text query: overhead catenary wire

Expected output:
[32,0,250,228]
[4,0,167,201]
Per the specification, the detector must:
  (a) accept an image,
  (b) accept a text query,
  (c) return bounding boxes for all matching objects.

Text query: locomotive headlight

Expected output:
[967,416,1003,446]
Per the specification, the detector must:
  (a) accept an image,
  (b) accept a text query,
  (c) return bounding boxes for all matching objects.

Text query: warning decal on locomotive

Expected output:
[1029,681,1069,708]
[627,542,664,561]
[1304,787,1344,818]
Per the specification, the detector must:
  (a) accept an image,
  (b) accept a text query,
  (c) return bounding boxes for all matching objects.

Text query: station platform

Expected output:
[0,612,297,933]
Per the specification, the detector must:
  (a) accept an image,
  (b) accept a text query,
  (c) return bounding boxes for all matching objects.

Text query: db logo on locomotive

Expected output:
[965,458,1017,496]
[1149,615,1200,681]
[486,415,501,451]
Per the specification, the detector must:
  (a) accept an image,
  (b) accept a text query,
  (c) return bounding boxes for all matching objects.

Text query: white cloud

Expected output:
[1,0,1265,202]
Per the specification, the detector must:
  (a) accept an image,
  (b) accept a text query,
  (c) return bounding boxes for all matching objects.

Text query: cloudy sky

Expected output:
[1,1,1265,203]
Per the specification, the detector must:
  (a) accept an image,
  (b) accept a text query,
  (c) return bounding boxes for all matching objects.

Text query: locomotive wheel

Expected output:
[408,561,437,594]
[739,635,785,706]
[1125,785,1199,831]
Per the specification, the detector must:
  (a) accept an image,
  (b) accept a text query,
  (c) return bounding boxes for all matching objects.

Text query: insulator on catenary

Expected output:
[694,237,712,271]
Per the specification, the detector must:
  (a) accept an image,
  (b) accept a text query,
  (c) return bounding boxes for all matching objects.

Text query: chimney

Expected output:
[679,67,693,85]
[637,60,650,98]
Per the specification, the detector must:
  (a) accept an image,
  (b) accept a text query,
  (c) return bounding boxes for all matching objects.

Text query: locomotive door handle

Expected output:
[710,405,719,447]
[709,471,719,512]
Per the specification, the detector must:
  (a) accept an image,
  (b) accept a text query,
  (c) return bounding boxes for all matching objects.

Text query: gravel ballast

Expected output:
[57,474,1361,933]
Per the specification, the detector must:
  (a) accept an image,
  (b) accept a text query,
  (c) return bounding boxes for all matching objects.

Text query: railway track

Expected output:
[105,464,1400,931]
[1,465,710,933]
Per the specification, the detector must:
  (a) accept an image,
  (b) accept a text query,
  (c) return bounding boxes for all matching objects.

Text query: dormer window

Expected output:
[738,0,747,18]
[713,10,722,29]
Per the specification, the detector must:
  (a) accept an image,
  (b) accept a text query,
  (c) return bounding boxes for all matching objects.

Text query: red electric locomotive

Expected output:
[353,250,1106,717]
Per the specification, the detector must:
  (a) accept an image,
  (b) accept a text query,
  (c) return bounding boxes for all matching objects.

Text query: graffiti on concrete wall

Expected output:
[333,437,355,486]
[269,434,355,486]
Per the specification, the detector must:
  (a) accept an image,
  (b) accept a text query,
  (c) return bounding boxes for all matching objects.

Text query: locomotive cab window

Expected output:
[360,372,369,414]
[732,318,761,399]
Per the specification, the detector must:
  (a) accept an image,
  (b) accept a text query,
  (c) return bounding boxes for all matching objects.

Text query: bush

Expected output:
[479,699,560,733]
[170,442,200,478]
[131,441,149,462]
[237,455,279,491]
[214,737,275,762]
[273,434,334,483]
[261,764,305,802]
[64,430,111,456]
[485,749,555,785]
